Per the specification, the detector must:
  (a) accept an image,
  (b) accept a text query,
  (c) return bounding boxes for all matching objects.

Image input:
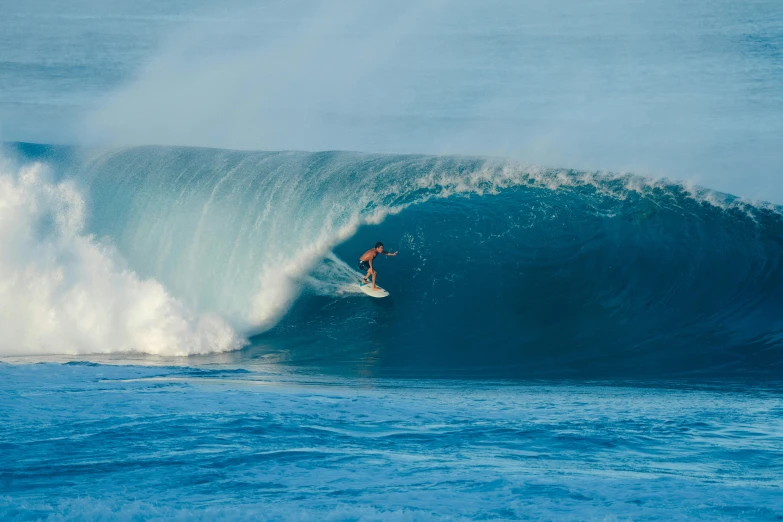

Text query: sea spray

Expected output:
[0,158,245,356]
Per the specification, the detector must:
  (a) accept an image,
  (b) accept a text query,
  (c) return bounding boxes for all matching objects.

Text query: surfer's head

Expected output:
[375,242,384,252]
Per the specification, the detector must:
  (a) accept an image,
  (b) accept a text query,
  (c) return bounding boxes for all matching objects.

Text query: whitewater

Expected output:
[1,0,782,520]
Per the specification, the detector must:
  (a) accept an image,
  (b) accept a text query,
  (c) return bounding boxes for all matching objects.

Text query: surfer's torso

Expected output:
[359,248,379,262]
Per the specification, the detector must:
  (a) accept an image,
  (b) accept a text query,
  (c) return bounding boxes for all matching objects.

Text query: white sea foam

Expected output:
[0,159,245,356]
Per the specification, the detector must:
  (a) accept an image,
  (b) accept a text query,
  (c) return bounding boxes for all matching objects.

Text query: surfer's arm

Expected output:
[382,251,398,256]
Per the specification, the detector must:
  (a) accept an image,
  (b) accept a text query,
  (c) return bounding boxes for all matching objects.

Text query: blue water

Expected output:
[2,363,782,520]
[2,0,783,520]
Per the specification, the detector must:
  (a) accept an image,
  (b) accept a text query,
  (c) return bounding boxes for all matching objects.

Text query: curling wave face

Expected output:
[3,142,782,375]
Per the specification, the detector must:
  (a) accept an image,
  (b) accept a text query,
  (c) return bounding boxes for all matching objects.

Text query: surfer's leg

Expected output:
[371,270,377,289]
[359,261,371,283]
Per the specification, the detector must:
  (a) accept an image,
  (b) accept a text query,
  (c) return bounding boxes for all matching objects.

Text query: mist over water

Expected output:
[1,0,782,201]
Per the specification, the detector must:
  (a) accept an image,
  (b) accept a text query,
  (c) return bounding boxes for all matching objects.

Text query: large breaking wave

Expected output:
[2,142,782,376]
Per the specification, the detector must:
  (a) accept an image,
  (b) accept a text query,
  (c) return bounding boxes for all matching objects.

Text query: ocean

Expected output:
[1,1,782,520]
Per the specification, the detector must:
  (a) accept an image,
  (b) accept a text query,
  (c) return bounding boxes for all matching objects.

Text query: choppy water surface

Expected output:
[1,363,781,520]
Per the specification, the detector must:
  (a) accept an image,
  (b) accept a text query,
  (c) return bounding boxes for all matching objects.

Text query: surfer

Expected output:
[359,242,397,289]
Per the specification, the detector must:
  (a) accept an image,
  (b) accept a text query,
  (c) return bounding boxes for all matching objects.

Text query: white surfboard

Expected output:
[358,280,389,298]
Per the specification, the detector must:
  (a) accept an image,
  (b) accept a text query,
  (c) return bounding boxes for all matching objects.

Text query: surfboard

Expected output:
[359,279,389,298]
